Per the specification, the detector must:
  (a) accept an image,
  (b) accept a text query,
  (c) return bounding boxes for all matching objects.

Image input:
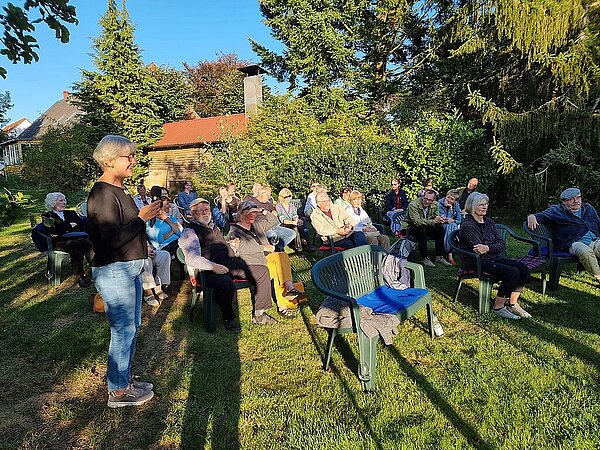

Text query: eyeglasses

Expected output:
[119,154,136,162]
[391,183,399,186]
[284,195,292,199]
[193,208,210,213]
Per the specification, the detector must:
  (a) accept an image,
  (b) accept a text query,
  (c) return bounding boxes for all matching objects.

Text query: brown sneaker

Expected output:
[107,385,154,408]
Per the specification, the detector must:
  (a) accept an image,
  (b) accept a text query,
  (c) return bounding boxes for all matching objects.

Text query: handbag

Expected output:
[89,293,105,313]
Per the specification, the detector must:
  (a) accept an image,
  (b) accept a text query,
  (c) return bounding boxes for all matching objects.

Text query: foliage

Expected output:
[148,63,195,123]
[0,187,29,226]
[0,90,12,140]
[252,0,441,113]
[197,94,493,212]
[20,123,98,193]
[438,0,600,204]
[184,53,251,117]
[0,0,78,78]
[73,0,162,182]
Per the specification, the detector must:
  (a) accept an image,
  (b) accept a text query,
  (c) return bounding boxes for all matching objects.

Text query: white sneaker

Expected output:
[507,303,532,318]
[492,306,521,320]
[435,256,452,267]
[421,257,436,268]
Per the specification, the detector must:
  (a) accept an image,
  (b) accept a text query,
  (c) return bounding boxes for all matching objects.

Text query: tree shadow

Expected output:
[179,289,241,450]
[386,347,494,450]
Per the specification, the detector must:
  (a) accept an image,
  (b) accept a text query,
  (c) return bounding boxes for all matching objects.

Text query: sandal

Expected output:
[277,308,295,319]
[144,294,160,307]
[284,287,307,300]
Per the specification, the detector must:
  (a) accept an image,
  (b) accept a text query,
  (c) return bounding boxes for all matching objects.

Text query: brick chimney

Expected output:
[238,65,265,117]
[63,90,70,101]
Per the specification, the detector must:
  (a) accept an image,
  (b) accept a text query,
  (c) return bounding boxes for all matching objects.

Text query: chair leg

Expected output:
[203,287,217,333]
[452,277,464,302]
[541,269,547,296]
[190,287,198,322]
[323,329,336,371]
[357,331,378,392]
[426,302,434,338]
[478,277,492,314]
[549,258,561,291]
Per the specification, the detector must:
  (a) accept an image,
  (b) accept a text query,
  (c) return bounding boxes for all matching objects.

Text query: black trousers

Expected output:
[408,225,445,258]
[200,263,272,322]
[54,238,94,277]
[480,257,529,298]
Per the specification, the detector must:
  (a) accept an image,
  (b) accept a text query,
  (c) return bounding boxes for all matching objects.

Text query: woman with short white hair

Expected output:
[87,135,161,408]
[459,192,531,319]
[42,192,94,287]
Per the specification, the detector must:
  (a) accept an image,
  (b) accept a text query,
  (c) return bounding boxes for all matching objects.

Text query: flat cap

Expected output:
[560,188,581,200]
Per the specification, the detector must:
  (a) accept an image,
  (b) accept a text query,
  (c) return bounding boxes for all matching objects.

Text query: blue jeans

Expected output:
[92,259,144,392]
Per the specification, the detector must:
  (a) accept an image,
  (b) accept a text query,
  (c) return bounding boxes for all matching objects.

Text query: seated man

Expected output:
[455,178,479,215]
[310,192,367,249]
[304,182,327,217]
[179,198,276,332]
[527,188,600,287]
[176,181,197,215]
[406,189,450,267]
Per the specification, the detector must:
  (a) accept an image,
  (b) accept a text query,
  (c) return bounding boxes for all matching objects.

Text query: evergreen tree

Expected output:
[73,0,163,151]
[148,63,195,123]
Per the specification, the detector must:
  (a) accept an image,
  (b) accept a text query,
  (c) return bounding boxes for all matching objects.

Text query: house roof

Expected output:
[16,98,82,141]
[151,113,248,149]
[2,117,30,134]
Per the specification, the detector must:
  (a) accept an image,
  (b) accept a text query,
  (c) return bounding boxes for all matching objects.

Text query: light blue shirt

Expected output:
[147,215,181,249]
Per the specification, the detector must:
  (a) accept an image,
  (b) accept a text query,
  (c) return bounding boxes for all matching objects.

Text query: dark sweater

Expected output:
[87,182,148,267]
[458,215,505,270]
[384,189,409,212]
[42,209,87,237]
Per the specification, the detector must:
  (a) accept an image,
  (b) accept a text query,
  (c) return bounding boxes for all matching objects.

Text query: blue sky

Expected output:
[1,0,283,123]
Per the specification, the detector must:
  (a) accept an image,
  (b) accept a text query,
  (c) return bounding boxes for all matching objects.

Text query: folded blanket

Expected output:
[316,297,400,345]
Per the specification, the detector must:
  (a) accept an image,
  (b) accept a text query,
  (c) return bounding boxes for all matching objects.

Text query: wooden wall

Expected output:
[147,146,209,192]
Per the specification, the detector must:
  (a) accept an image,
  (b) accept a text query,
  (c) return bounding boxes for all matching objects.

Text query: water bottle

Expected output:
[433,314,444,337]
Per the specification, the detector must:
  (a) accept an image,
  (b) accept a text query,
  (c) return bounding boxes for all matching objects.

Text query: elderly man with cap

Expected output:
[179,198,276,332]
[527,188,600,286]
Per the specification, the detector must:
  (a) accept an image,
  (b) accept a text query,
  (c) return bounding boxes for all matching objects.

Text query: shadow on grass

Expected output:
[299,306,385,450]
[387,347,494,450]
[178,285,241,450]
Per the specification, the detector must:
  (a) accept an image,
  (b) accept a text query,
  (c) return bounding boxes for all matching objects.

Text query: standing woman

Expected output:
[87,135,161,408]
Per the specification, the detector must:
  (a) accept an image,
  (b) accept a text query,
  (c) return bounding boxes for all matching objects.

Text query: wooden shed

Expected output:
[146,113,248,192]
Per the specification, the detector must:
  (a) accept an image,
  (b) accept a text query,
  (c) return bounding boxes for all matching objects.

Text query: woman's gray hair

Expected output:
[44,192,66,211]
[464,192,489,215]
[93,135,136,170]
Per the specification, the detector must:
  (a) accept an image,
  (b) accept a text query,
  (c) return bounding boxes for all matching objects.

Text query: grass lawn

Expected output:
[1,204,600,449]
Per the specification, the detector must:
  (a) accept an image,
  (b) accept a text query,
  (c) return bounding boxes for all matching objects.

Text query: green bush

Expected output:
[21,124,99,194]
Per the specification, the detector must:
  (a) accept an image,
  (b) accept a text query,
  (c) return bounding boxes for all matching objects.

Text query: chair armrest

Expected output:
[373,223,384,234]
[404,261,426,288]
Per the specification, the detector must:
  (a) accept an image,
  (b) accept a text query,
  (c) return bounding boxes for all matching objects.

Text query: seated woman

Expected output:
[438,190,462,265]
[346,190,391,251]
[384,178,409,236]
[147,197,182,255]
[275,188,314,253]
[216,186,240,223]
[458,192,532,319]
[43,192,94,287]
[334,187,352,209]
[228,200,307,317]
[142,244,170,307]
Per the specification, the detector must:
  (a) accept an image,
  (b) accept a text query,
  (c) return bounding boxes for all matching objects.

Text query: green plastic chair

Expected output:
[176,247,256,333]
[450,224,548,314]
[31,216,71,286]
[311,244,434,391]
